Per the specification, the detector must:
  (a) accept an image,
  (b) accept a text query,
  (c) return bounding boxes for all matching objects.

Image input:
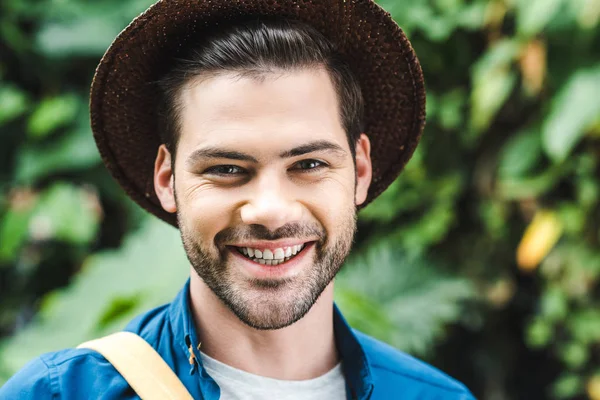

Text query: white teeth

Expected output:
[273,248,285,260]
[238,244,307,264]
[263,249,274,260]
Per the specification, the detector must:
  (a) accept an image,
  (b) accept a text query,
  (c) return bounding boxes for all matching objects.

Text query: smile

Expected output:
[234,244,307,266]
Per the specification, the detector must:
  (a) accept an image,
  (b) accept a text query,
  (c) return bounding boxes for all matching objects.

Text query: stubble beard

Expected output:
[178,207,357,330]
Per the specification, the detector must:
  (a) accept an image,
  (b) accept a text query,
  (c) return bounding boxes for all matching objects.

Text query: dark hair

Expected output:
[156,19,364,163]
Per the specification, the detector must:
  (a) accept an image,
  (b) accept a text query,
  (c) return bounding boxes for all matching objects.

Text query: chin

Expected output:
[220,276,328,330]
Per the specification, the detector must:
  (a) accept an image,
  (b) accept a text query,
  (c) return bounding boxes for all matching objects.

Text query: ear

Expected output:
[154,144,177,213]
[354,133,372,206]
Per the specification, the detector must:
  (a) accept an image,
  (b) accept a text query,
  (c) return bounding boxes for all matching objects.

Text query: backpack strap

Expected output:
[77,331,193,400]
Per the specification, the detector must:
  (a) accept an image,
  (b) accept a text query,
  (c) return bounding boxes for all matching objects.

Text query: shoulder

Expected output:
[123,303,171,345]
[354,330,475,399]
[0,348,132,399]
[0,355,53,398]
[0,304,171,399]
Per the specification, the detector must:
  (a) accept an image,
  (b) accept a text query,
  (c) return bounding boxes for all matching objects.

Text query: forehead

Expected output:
[176,68,346,152]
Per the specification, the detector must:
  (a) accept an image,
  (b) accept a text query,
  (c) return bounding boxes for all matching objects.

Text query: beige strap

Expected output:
[78,332,193,400]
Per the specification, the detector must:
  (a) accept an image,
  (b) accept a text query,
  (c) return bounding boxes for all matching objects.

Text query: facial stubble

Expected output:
[177,200,357,330]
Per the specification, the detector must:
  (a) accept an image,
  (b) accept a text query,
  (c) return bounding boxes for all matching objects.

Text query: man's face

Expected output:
[155,68,371,330]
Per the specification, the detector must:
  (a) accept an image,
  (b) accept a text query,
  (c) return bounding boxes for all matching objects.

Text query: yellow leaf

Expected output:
[587,375,600,400]
[519,40,547,96]
[517,210,563,271]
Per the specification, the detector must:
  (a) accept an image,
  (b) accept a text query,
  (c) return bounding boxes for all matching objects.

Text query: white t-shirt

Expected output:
[200,352,347,400]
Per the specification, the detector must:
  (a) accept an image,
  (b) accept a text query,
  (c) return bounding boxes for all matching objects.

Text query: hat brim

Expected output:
[90,0,426,227]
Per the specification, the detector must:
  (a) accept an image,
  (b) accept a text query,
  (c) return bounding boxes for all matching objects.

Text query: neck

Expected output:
[189,270,339,380]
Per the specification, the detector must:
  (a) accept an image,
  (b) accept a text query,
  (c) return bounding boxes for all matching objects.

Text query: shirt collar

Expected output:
[169,279,374,399]
[168,279,202,367]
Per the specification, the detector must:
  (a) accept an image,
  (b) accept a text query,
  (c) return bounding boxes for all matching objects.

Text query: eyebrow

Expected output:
[186,140,347,166]
[186,148,259,166]
[278,140,347,158]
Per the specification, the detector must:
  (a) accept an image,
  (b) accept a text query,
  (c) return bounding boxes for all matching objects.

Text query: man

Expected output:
[1,0,474,399]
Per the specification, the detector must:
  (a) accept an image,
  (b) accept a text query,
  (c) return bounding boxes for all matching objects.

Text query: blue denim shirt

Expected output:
[1,280,475,399]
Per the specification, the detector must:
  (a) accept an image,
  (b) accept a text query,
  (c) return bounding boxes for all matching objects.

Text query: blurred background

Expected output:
[0,0,599,398]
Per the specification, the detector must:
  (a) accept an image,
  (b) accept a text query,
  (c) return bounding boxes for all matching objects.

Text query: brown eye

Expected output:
[292,159,326,171]
[204,165,245,176]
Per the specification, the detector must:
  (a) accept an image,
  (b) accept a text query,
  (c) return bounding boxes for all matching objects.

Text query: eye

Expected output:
[204,165,245,176]
[291,159,327,172]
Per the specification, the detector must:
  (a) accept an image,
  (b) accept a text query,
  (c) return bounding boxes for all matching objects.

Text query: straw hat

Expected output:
[90,0,426,227]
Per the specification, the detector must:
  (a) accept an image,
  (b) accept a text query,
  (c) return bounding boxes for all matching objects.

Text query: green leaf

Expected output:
[0,19,30,53]
[438,89,466,130]
[570,0,600,28]
[389,201,456,252]
[16,123,101,183]
[36,16,124,57]
[559,342,589,369]
[526,317,553,348]
[359,148,427,222]
[0,85,29,125]
[542,66,600,162]
[96,294,142,330]
[478,200,509,239]
[552,373,583,399]
[432,0,462,14]
[516,0,565,37]
[30,183,101,245]
[27,94,79,139]
[576,176,599,210]
[556,203,586,235]
[567,309,600,345]
[335,288,397,345]
[498,128,543,178]
[469,40,521,138]
[496,164,567,200]
[455,3,488,30]
[426,92,438,120]
[379,0,428,34]
[421,17,455,42]
[540,286,569,322]
[0,194,38,263]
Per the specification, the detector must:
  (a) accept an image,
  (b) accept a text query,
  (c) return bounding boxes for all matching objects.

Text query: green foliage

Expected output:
[516,0,564,37]
[0,218,188,382]
[27,94,79,139]
[542,66,600,162]
[0,85,29,125]
[0,0,599,398]
[0,183,101,262]
[15,114,101,183]
[336,241,475,355]
[470,39,520,136]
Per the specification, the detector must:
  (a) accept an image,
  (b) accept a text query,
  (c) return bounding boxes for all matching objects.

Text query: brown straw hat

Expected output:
[90,0,426,227]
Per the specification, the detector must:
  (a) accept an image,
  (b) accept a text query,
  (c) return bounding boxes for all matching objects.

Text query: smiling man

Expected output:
[0,1,474,399]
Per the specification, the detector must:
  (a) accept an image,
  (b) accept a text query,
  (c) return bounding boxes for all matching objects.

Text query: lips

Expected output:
[234,244,307,266]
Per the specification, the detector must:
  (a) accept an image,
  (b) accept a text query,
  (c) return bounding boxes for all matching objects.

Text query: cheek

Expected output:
[306,172,356,210]
[301,178,356,237]
[176,180,238,241]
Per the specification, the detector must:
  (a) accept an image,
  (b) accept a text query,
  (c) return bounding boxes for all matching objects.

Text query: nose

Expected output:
[240,176,302,232]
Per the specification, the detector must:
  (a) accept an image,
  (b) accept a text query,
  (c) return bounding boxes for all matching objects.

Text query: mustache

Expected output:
[215,223,326,244]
